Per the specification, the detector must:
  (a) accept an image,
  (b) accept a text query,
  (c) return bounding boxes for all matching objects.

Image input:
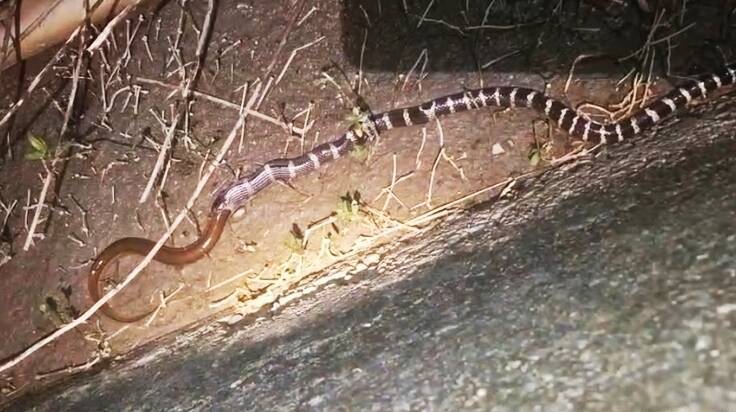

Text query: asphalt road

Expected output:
[9,97,736,411]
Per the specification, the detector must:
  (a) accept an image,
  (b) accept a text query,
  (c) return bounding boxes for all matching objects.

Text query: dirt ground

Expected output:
[0,0,733,405]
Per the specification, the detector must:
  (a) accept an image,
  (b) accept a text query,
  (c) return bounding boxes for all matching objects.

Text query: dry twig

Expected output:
[86,0,145,53]
[274,36,325,86]
[139,112,182,204]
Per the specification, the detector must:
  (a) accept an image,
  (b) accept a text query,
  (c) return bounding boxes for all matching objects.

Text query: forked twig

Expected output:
[144,284,185,327]
[274,36,325,86]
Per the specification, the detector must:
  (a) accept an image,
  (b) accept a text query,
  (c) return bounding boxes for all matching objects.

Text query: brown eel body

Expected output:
[88,210,230,322]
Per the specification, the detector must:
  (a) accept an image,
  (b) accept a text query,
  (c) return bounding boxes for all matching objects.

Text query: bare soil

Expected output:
[0,0,733,405]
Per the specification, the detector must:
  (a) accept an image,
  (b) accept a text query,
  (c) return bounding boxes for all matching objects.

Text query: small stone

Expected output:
[218,314,244,325]
[695,335,712,351]
[505,360,521,371]
[363,253,380,265]
[491,143,506,155]
[716,303,736,315]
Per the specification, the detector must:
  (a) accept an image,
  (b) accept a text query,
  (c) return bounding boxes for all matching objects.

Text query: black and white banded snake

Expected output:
[89,63,736,322]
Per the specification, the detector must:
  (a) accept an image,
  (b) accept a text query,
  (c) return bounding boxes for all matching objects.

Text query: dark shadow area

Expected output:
[341,0,735,74]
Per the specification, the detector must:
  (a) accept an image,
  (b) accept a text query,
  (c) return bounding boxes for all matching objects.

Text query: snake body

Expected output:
[90,64,736,322]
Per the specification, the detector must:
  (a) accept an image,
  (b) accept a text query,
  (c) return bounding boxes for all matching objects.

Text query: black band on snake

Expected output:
[89,64,736,322]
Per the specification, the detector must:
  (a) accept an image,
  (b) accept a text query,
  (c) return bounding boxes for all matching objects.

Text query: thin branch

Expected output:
[139,112,182,204]
[86,0,145,53]
[144,284,185,327]
[22,170,52,250]
[182,0,216,100]
[274,36,325,86]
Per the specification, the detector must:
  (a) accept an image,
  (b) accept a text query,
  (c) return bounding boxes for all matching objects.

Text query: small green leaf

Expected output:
[284,233,305,254]
[284,224,305,254]
[529,150,541,166]
[349,144,368,162]
[28,135,48,153]
[336,192,361,223]
[346,107,368,139]
[25,135,50,161]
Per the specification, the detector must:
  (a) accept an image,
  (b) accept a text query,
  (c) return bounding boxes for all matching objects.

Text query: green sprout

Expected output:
[336,192,361,223]
[349,143,369,162]
[284,224,305,254]
[528,146,542,167]
[344,107,372,161]
[25,135,51,160]
[346,106,368,139]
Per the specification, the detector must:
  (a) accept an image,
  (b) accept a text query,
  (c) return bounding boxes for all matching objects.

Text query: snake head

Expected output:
[211,180,233,212]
